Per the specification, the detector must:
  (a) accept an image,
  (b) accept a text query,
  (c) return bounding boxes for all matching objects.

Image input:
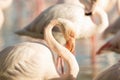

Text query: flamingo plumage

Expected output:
[0,19,79,80]
[15,0,84,74]
[15,0,108,73]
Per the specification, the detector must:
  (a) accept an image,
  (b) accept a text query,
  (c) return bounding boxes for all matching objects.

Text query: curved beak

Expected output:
[65,37,75,54]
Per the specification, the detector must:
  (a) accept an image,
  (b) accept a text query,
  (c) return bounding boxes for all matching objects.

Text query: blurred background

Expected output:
[1,0,120,80]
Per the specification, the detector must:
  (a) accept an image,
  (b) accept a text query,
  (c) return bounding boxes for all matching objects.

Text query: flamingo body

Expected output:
[0,19,79,80]
[15,3,85,40]
[15,0,109,73]
[0,42,58,80]
[16,4,108,40]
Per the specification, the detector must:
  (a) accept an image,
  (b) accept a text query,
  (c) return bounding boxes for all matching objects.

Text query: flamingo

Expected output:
[15,0,108,73]
[0,19,79,80]
[15,0,85,44]
[15,0,84,74]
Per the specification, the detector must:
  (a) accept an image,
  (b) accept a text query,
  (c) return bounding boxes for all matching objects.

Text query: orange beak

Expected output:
[65,37,75,54]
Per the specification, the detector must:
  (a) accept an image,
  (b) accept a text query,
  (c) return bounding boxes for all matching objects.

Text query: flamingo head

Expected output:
[96,41,112,55]
[65,33,76,54]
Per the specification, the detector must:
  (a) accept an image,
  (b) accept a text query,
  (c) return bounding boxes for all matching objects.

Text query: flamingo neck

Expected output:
[44,19,79,78]
[92,7,109,34]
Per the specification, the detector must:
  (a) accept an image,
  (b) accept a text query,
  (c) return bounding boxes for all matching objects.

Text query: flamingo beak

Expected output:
[96,41,112,55]
[65,38,75,54]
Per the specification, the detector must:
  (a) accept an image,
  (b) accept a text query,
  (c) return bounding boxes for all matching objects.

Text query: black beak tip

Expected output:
[85,12,92,16]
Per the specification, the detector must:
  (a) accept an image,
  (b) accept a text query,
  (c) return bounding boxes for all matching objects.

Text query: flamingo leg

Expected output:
[90,35,97,64]
[90,35,99,78]
[56,56,64,74]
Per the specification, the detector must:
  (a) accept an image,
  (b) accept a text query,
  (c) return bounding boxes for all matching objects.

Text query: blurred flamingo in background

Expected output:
[0,0,13,29]
[79,0,110,66]
[99,0,120,39]
[94,0,120,39]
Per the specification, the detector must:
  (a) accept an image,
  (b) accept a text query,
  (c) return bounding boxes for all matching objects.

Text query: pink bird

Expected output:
[15,0,84,74]
[15,0,109,74]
